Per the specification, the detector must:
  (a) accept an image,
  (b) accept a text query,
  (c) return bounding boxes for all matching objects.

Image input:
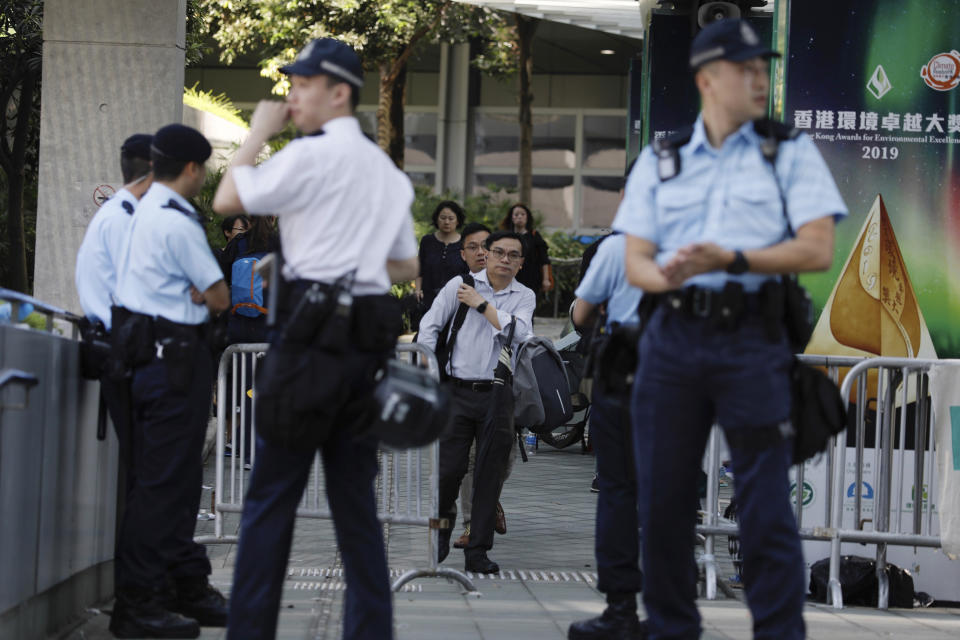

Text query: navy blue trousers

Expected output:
[116,354,213,591]
[591,383,643,595]
[632,308,805,640]
[227,430,391,640]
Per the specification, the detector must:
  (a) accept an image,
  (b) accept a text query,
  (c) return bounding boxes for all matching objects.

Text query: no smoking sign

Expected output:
[93,184,115,207]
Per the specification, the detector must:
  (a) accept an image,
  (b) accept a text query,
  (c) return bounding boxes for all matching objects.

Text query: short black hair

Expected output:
[431,200,465,228]
[221,214,250,238]
[484,230,526,257]
[461,222,491,242]
[151,150,190,182]
[120,153,151,184]
[323,74,360,112]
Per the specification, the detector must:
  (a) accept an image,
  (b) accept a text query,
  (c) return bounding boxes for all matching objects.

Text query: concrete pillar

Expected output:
[437,43,472,196]
[33,0,187,312]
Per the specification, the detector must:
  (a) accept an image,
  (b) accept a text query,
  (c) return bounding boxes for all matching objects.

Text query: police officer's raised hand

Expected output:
[249,101,291,139]
[662,242,735,285]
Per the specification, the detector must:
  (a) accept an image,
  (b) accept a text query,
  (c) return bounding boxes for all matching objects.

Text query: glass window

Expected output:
[532,114,575,169]
[474,113,519,168]
[532,175,575,228]
[406,172,435,188]
[581,176,623,228]
[405,112,437,166]
[473,173,518,196]
[583,115,626,170]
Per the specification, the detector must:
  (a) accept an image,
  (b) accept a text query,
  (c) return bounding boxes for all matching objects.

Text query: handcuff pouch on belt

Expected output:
[78,317,112,380]
[662,282,746,331]
[256,279,403,451]
[110,306,155,375]
[758,277,813,349]
[593,323,640,395]
[153,316,204,392]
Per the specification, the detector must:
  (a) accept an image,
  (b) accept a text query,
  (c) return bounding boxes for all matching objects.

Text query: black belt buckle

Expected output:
[690,287,712,318]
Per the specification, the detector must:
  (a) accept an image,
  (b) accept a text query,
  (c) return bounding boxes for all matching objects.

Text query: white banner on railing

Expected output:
[927,366,960,558]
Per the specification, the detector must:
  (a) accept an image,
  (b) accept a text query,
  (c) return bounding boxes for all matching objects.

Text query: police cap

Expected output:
[279,38,364,88]
[689,18,780,69]
[120,133,153,160]
[151,124,212,163]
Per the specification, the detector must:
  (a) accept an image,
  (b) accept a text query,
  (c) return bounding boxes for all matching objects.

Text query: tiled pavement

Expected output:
[64,317,960,639]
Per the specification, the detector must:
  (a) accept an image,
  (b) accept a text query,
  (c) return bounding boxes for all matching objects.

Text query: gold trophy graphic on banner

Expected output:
[805,194,937,401]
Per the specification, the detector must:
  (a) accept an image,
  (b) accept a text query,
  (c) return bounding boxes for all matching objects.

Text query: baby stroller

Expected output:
[537,329,592,451]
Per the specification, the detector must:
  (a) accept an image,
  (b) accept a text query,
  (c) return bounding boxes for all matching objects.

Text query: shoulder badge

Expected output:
[162,198,200,223]
[753,118,799,164]
[654,126,694,182]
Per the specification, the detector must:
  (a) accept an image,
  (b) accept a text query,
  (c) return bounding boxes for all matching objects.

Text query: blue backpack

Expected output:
[230,251,268,317]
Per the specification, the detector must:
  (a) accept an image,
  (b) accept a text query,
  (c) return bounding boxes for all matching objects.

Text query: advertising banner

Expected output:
[784,0,960,358]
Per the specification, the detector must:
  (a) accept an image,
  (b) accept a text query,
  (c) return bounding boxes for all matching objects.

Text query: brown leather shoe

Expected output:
[453,527,470,549]
[495,502,507,535]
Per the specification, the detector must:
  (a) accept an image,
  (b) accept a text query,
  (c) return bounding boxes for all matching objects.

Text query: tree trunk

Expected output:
[4,64,39,293]
[516,14,538,206]
[377,60,408,170]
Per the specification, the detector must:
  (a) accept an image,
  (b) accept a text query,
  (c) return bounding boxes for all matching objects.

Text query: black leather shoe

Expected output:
[567,596,647,640]
[464,551,499,574]
[170,576,228,627]
[110,588,200,639]
[438,529,451,563]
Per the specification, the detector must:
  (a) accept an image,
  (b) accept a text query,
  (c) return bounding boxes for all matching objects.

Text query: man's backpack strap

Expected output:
[438,274,475,377]
[654,126,694,182]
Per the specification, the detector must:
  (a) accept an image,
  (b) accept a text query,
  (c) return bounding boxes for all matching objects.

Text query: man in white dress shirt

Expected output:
[418,230,535,574]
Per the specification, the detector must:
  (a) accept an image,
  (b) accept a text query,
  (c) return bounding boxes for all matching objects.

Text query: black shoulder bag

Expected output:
[758,118,847,464]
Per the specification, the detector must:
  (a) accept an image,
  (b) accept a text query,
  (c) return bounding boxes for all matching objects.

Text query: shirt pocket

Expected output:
[654,183,705,245]
[726,180,786,243]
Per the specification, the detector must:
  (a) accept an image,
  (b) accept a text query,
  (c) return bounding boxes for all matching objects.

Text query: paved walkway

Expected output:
[63,317,960,639]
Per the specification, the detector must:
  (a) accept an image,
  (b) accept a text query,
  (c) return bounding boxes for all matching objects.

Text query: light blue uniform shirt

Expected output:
[575,234,643,329]
[75,187,137,329]
[115,183,223,325]
[613,115,847,292]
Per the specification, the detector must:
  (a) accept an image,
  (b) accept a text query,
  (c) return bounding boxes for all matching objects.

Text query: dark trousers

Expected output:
[116,354,213,591]
[438,386,513,556]
[100,375,134,590]
[591,384,643,595]
[226,351,392,640]
[632,309,805,640]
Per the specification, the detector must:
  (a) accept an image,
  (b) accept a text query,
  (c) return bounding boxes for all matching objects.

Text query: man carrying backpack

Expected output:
[417,230,535,574]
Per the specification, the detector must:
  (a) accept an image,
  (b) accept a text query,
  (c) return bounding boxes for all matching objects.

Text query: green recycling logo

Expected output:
[790,481,815,508]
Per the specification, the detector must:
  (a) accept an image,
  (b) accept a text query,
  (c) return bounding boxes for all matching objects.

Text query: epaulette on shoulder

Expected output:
[653,125,694,182]
[162,198,200,223]
[754,118,799,164]
[753,117,799,141]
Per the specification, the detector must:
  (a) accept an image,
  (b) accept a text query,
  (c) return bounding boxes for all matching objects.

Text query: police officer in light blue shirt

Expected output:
[76,133,153,330]
[615,19,847,640]
[568,229,645,638]
[110,124,231,639]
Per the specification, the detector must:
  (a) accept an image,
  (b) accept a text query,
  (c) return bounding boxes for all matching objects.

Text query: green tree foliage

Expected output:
[194,0,516,167]
[0,0,42,293]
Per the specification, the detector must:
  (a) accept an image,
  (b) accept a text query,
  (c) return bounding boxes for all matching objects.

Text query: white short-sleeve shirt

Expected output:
[75,187,138,329]
[233,116,418,295]
[115,183,224,325]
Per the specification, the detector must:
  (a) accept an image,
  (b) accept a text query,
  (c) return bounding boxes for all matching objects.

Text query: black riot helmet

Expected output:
[366,359,451,450]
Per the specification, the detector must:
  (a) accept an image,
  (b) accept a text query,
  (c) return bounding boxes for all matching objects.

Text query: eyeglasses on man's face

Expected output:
[463,243,486,254]
[489,247,522,262]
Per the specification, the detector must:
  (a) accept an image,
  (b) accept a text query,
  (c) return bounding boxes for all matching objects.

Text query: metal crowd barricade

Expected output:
[195,341,476,593]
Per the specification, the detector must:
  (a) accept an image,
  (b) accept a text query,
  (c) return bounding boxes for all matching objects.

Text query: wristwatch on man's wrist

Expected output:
[726,250,749,275]
[475,301,489,314]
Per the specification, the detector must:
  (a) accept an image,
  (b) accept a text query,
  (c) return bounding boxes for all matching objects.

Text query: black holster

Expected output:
[110,306,155,376]
[78,317,112,380]
[154,316,206,392]
[593,324,641,395]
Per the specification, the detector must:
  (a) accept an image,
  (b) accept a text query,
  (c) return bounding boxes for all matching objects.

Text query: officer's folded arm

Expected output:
[624,235,678,292]
[387,257,419,283]
[739,215,836,274]
[202,279,230,314]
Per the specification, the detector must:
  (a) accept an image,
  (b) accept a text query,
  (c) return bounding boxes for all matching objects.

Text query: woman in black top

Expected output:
[499,202,552,295]
[416,200,468,311]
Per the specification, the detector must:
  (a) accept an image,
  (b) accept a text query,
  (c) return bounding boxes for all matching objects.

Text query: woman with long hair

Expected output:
[416,200,468,311]
[499,203,552,295]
